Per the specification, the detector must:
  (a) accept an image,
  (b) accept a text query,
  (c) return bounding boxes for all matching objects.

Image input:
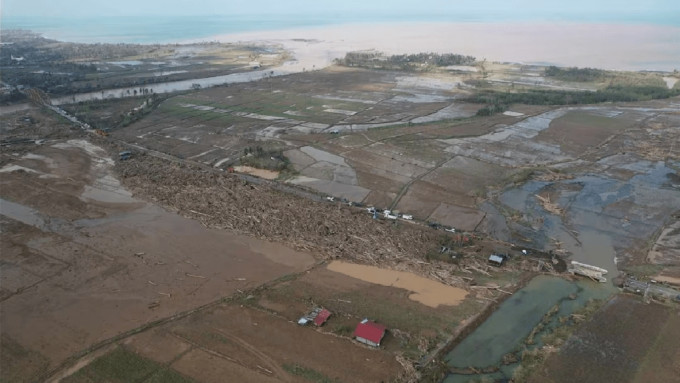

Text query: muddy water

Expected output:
[232,166,279,180]
[443,275,615,382]
[326,261,468,307]
[0,198,48,229]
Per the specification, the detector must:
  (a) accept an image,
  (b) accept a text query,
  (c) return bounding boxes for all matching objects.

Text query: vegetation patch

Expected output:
[0,334,50,383]
[283,363,339,383]
[336,51,476,71]
[240,145,295,173]
[62,346,195,383]
[544,66,607,82]
[468,85,679,115]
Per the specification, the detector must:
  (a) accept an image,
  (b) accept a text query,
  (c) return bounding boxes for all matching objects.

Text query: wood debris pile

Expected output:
[116,156,492,287]
[535,194,563,215]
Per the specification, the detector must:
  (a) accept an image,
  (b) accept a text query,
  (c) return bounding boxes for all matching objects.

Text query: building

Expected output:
[313,309,332,327]
[298,307,332,327]
[354,319,386,347]
[488,254,507,266]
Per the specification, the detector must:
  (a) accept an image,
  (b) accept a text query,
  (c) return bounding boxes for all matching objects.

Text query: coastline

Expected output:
[197,22,680,72]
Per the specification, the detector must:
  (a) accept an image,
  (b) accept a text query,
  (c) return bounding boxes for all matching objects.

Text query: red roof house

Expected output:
[314,309,332,326]
[353,319,386,347]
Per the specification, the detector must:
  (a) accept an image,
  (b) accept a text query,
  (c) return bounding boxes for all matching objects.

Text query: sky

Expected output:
[2,0,679,19]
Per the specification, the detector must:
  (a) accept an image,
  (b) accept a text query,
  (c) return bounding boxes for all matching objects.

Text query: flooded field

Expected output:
[499,157,680,275]
[443,275,615,382]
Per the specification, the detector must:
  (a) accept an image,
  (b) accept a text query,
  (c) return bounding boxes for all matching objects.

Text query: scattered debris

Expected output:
[185,273,207,279]
[297,307,332,327]
[568,261,607,283]
[535,194,563,215]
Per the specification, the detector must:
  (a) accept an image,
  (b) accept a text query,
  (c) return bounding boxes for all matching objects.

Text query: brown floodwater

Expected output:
[327,260,468,307]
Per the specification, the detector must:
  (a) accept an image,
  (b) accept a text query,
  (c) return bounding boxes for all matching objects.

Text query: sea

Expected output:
[2,9,679,44]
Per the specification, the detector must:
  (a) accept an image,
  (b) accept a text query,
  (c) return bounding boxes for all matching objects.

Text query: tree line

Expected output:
[469,85,680,116]
[336,51,476,71]
[544,66,607,82]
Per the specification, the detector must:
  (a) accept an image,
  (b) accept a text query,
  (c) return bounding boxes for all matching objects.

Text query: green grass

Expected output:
[62,347,195,383]
[621,264,664,278]
[331,324,354,336]
[0,334,51,383]
[282,363,340,383]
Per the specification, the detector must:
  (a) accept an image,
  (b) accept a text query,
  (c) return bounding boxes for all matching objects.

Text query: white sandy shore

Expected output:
[198,22,680,72]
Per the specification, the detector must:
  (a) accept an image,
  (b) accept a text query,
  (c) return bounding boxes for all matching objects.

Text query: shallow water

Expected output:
[0,198,47,229]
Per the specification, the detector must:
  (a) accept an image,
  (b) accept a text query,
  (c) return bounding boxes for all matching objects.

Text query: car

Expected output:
[401,214,413,220]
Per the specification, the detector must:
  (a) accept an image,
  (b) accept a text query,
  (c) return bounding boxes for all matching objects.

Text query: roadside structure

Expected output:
[354,319,386,347]
[314,309,332,326]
